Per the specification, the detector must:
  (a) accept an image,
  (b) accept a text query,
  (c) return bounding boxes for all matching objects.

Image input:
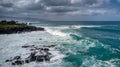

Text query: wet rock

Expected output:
[12,63,15,65]
[43,48,49,52]
[39,38,42,40]
[14,60,24,65]
[22,45,35,48]
[36,55,44,62]
[29,52,36,61]
[50,45,56,47]
[30,49,35,51]
[11,60,24,65]
[22,45,30,48]
[25,59,30,63]
[6,45,54,65]
[44,55,50,61]
[5,59,10,62]
[43,45,55,48]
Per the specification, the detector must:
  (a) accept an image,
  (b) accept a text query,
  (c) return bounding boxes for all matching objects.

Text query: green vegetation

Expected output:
[0,20,27,30]
[0,25,26,30]
[0,20,44,34]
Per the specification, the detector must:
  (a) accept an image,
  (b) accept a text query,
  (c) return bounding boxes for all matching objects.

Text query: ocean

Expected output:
[0,21,120,67]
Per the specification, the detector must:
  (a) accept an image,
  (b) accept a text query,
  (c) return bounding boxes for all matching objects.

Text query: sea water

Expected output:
[0,21,120,67]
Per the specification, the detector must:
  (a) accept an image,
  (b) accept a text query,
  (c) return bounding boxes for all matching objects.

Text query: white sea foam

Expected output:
[0,31,68,67]
[45,28,69,37]
[70,25,101,29]
[50,52,66,62]
[81,56,117,67]
[0,24,118,67]
[44,25,102,37]
[44,25,102,29]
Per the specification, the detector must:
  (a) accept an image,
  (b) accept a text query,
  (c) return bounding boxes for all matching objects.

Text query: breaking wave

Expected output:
[0,24,120,67]
[45,25,102,37]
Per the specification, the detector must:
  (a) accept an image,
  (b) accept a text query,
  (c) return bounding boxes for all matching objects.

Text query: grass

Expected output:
[0,24,27,30]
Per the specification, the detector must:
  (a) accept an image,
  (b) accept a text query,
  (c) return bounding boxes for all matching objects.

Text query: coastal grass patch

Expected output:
[0,24,27,30]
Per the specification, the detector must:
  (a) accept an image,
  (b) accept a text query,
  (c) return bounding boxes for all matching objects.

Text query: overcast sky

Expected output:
[0,0,120,21]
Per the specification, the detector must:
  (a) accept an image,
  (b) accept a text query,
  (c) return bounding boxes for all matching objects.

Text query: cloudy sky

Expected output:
[0,0,120,21]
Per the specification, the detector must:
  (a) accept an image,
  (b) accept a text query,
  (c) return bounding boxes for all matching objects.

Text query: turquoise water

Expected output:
[64,25,120,67]
[33,21,120,67]
[0,21,120,67]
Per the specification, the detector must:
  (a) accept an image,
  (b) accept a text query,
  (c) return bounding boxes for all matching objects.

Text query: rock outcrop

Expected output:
[5,45,56,65]
[0,20,45,34]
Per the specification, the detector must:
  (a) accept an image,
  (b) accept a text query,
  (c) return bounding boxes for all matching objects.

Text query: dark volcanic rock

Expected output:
[36,55,44,62]
[25,59,30,63]
[5,45,55,65]
[5,59,10,62]
[13,60,24,65]
[43,45,56,48]
[39,38,42,40]
[6,56,24,65]
[29,52,36,61]
[22,45,35,48]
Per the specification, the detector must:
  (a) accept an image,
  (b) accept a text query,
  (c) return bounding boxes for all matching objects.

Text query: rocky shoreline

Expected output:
[1,20,57,65]
[0,26,45,34]
[0,20,45,34]
[5,45,56,65]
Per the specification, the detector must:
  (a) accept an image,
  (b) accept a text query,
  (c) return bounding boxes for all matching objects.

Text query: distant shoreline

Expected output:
[0,20,45,34]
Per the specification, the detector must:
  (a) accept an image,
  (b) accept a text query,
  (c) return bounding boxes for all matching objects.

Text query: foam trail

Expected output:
[44,25,101,37]
[70,25,102,29]
[45,28,68,37]
[50,51,66,62]
[45,25,102,29]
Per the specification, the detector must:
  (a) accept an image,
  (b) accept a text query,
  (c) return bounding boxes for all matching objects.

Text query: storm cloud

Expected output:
[0,0,120,21]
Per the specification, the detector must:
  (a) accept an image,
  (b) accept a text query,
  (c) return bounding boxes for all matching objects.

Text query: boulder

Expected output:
[14,60,24,65]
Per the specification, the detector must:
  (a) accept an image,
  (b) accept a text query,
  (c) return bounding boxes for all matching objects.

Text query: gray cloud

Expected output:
[41,0,71,6]
[0,3,13,8]
[0,0,119,21]
[0,0,110,13]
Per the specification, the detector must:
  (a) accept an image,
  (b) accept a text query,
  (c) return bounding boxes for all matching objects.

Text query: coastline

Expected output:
[0,22,120,67]
[0,20,45,34]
